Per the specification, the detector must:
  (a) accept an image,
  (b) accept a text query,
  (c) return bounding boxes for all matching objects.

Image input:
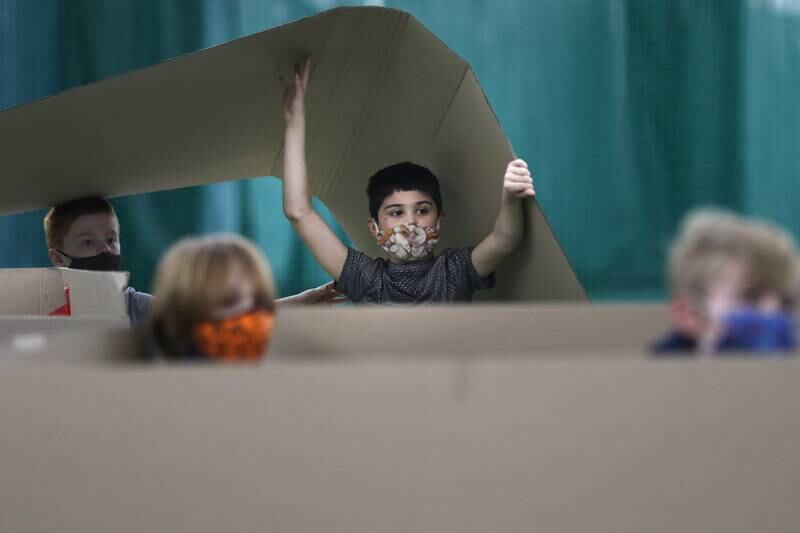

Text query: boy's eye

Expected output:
[80,239,94,247]
[107,238,118,246]
[389,210,402,217]
[417,208,429,215]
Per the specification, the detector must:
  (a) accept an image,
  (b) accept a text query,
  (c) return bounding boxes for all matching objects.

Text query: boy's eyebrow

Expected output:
[382,200,434,211]
[74,230,118,239]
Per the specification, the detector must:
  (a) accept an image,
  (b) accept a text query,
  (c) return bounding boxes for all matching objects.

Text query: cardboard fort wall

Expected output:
[0,267,128,318]
[0,7,585,302]
[1,355,799,533]
[0,302,668,364]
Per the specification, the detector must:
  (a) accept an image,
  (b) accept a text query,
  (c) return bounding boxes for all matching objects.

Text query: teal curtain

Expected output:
[2,0,799,300]
[0,0,349,297]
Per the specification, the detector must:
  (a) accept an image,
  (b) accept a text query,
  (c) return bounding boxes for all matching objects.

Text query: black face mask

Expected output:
[57,250,122,272]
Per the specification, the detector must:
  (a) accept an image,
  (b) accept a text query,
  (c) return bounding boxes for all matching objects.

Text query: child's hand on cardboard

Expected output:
[302,281,348,305]
[290,281,349,305]
[503,159,535,199]
[283,57,311,124]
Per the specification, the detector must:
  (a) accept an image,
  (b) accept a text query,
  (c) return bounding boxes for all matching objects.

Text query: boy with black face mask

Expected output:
[44,196,346,324]
[44,196,153,324]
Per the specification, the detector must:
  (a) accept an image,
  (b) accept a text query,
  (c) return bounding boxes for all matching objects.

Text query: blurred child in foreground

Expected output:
[148,234,275,362]
[652,209,799,355]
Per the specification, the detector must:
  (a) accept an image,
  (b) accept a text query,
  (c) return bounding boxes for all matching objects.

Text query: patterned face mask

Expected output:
[192,309,274,362]
[373,221,440,261]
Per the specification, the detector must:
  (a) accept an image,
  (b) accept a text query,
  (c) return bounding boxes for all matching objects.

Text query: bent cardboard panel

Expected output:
[0,6,584,301]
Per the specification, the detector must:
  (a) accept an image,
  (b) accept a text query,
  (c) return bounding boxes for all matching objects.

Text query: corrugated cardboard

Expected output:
[0,357,798,533]
[0,316,129,361]
[0,302,668,364]
[0,267,128,317]
[270,302,668,356]
[0,6,585,301]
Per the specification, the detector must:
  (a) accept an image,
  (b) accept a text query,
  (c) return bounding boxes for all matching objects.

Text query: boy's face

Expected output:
[371,190,440,231]
[368,190,443,262]
[49,212,121,267]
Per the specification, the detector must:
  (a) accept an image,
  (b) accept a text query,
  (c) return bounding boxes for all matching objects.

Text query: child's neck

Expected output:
[386,253,434,265]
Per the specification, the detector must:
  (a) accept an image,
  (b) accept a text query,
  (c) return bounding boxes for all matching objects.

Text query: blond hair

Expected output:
[669,209,799,306]
[149,234,276,357]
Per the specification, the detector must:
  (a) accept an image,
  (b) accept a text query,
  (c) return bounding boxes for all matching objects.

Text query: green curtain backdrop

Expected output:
[1,0,799,300]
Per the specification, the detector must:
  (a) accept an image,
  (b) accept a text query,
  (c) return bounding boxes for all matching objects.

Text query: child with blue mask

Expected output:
[652,209,799,355]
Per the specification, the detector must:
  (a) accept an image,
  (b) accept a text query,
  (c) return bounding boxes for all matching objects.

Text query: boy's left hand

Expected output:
[503,159,535,199]
[294,281,349,305]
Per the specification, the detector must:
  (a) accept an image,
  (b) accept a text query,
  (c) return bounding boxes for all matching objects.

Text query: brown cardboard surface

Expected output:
[0,7,584,301]
[0,317,129,361]
[0,357,798,533]
[270,302,668,356]
[0,303,667,364]
[0,268,128,317]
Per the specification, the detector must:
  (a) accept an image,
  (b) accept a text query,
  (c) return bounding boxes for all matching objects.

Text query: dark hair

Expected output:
[367,162,443,221]
[44,196,117,249]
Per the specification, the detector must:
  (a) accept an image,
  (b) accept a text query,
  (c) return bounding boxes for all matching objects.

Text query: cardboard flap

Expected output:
[59,268,129,317]
[0,6,585,301]
[428,69,585,299]
[0,269,66,315]
[0,268,128,318]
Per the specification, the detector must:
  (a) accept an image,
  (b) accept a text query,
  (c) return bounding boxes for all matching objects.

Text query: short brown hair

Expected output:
[43,196,116,250]
[149,234,276,357]
[669,209,799,306]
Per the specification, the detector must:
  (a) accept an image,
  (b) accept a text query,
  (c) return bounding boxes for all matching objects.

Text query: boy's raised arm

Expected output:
[471,159,535,277]
[282,58,348,281]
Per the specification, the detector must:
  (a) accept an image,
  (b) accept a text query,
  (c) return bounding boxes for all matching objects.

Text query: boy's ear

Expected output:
[49,249,69,267]
[670,293,704,337]
[367,218,380,237]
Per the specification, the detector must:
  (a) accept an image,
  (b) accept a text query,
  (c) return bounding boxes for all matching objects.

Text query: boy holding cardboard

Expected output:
[281,59,534,303]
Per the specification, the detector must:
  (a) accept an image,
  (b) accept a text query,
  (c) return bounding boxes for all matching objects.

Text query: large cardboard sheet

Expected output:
[0,357,798,533]
[0,7,585,301]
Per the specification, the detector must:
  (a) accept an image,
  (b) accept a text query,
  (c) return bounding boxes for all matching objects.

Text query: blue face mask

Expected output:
[716,308,796,353]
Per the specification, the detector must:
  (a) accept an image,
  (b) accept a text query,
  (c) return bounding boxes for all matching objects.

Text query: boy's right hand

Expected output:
[283,57,311,124]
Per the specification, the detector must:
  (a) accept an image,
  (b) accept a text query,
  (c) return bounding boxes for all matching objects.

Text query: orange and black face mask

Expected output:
[192,309,274,362]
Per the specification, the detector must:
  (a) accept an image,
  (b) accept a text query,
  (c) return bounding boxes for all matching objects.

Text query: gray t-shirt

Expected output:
[337,247,495,304]
[124,287,153,325]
